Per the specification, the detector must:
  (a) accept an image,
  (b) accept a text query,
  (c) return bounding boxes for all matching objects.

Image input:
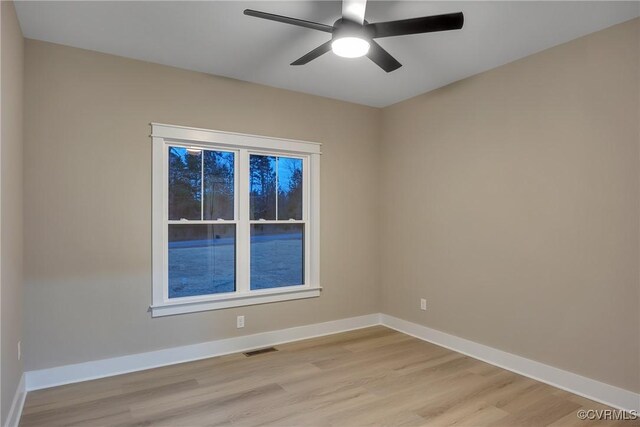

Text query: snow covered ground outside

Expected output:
[168,233,303,298]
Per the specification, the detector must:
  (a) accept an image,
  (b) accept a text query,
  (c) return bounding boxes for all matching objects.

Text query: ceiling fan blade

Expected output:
[366,40,402,73]
[366,12,463,38]
[244,9,334,33]
[342,0,367,24]
[291,41,333,66]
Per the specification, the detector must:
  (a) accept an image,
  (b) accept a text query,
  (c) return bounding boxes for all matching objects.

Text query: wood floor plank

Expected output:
[420,399,508,427]
[20,326,628,427]
[232,386,378,426]
[493,394,583,426]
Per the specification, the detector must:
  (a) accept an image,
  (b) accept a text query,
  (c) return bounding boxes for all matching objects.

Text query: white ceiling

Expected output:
[15,1,640,107]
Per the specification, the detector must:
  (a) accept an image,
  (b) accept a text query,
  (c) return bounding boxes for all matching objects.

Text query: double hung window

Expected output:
[151,123,321,317]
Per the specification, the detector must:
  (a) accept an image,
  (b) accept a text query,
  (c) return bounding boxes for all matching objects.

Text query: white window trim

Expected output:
[150,123,321,317]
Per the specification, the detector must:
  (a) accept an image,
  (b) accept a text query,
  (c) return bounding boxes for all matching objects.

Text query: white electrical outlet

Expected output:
[237,315,245,328]
[420,299,427,311]
[17,341,21,361]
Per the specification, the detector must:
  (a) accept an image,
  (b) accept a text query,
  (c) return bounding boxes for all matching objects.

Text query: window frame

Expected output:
[151,123,321,317]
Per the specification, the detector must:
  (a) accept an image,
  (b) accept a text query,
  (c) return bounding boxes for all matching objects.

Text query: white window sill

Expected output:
[150,286,322,317]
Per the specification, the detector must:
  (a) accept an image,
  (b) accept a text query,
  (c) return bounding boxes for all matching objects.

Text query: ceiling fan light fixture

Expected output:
[244,1,464,72]
[331,36,370,58]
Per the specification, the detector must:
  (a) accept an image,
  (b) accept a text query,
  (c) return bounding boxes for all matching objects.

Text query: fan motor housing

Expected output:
[332,18,371,41]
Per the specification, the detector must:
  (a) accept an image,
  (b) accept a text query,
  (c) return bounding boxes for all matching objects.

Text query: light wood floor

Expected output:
[20,326,631,427]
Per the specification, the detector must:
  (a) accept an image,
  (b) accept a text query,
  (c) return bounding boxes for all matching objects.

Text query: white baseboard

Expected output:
[380,314,640,414]
[4,374,26,427]
[25,313,381,391]
[22,312,639,416]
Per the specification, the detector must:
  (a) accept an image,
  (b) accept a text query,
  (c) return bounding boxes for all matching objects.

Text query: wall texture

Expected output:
[380,18,639,393]
[23,40,381,371]
[1,0,24,423]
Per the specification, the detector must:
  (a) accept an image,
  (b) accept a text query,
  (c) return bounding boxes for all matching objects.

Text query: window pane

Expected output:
[277,157,303,220]
[251,224,303,290]
[169,224,235,298]
[250,155,276,220]
[203,150,234,220]
[168,147,201,220]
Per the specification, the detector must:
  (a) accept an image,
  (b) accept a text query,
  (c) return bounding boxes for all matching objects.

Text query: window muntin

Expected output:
[249,155,304,221]
[152,123,320,316]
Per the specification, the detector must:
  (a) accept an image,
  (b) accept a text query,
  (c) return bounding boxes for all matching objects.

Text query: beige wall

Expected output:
[380,18,640,393]
[23,40,381,370]
[1,0,24,423]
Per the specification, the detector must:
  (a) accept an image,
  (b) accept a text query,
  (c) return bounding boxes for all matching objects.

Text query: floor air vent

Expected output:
[243,347,278,357]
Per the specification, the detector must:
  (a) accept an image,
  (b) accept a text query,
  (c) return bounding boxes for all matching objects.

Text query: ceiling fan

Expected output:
[244,0,464,73]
